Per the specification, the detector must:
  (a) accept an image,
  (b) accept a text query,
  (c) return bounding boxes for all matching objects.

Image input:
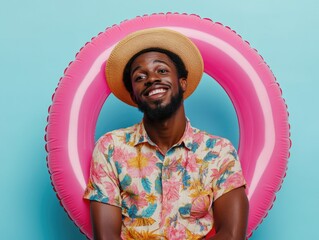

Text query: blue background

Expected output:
[1,0,318,239]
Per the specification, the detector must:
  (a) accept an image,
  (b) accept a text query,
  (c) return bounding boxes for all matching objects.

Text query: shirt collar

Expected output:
[133,121,149,146]
[133,119,194,151]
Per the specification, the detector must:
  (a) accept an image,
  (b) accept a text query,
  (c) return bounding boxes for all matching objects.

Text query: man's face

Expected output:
[129,51,186,120]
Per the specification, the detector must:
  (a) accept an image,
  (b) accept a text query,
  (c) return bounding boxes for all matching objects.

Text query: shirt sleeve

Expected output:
[212,138,246,201]
[83,134,122,207]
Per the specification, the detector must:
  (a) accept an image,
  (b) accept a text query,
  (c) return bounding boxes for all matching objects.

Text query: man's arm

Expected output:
[90,201,122,240]
[208,187,249,240]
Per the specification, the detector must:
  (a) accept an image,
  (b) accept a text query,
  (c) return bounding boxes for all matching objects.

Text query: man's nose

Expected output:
[144,73,160,87]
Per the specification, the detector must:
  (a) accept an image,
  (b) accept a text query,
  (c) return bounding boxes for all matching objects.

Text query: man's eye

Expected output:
[135,75,146,81]
[158,69,168,74]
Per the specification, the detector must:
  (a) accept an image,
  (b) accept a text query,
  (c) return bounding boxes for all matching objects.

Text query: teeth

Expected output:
[148,88,166,96]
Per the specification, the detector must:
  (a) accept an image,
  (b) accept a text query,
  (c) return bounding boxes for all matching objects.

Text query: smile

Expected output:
[148,88,167,96]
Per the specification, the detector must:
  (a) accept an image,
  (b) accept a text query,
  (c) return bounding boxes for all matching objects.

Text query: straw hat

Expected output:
[105,28,204,106]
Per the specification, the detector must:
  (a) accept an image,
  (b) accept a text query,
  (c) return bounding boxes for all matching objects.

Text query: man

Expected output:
[84,28,248,240]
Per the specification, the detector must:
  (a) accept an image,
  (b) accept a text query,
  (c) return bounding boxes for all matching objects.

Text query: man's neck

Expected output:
[143,105,187,155]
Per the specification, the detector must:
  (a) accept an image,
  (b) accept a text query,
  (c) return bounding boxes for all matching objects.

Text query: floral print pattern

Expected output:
[84,120,245,239]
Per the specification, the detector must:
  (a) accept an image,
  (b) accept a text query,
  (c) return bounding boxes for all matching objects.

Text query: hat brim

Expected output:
[105,28,204,107]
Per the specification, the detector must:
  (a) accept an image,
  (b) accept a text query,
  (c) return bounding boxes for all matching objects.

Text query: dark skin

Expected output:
[129,52,188,154]
[90,52,249,240]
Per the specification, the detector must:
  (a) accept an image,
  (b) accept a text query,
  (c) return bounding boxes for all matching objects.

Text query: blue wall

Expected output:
[1,1,318,239]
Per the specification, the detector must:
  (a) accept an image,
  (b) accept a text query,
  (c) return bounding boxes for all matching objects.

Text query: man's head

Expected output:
[124,50,187,120]
[105,28,204,107]
[123,47,188,95]
[123,48,188,120]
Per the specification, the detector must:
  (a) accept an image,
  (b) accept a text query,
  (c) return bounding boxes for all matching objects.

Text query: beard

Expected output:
[136,85,184,121]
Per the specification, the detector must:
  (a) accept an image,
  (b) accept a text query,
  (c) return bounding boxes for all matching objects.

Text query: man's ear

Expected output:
[179,78,187,92]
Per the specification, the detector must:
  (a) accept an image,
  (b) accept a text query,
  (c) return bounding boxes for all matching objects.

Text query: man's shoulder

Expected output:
[96,123,140,145]
[189,124,221,140]
[188,124,234,149]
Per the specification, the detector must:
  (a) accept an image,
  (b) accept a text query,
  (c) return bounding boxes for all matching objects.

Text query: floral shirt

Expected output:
[84,120,246,240]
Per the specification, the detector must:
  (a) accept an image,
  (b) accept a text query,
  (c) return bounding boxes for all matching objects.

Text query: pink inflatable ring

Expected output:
[45,13,291,239]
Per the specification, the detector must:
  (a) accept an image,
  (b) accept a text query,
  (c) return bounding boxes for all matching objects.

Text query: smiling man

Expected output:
[84,28,248,240]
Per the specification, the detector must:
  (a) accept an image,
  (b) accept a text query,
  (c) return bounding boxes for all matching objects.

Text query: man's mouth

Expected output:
[147,88,167,96]
[143,84,170,97]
